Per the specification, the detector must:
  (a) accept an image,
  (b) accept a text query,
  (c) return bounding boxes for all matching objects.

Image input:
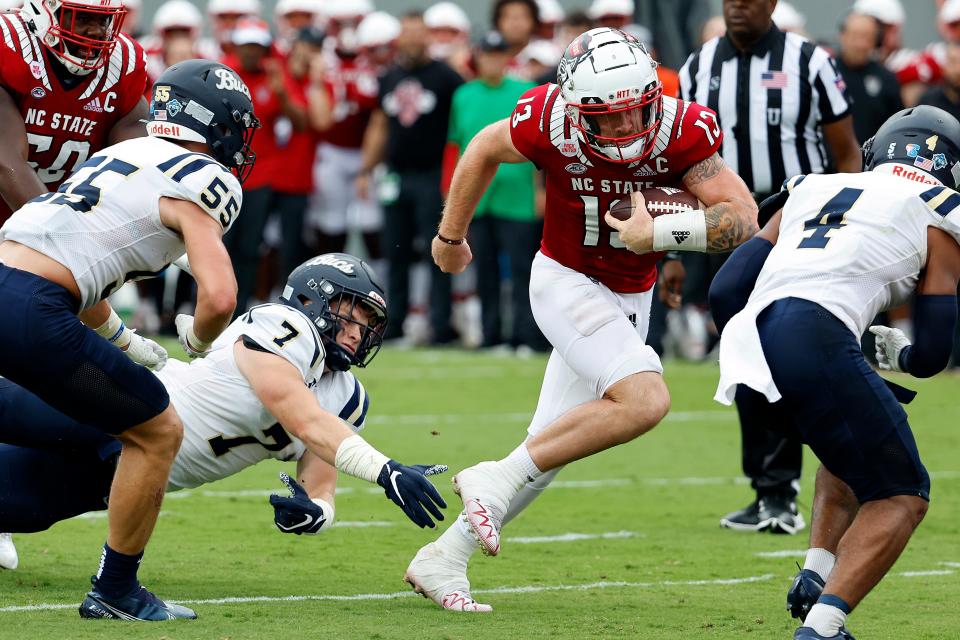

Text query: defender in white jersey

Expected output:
[0,59,258,621]
[710,106,960,640]
[0,254,447,572]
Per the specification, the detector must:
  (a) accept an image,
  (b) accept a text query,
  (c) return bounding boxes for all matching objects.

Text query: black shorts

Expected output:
[0,264,169,434]
[751,297,930,503]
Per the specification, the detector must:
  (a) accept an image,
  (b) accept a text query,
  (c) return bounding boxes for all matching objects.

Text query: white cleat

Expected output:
[0,533,18,570]
[404,542,492,613]
[452,461,520,557]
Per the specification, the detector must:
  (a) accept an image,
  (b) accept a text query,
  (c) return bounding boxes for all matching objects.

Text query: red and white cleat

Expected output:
[453,461,521,557]
[404,542,492,613]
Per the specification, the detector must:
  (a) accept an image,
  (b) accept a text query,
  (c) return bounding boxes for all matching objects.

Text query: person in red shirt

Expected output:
[0,0,149,224]
[221,19,307,313]
[306,10,384,257]
[405,28,758,611]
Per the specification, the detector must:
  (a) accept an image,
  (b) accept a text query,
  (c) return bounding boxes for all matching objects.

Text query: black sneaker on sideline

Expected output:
[719,498,771,531]
[759,493,806,535]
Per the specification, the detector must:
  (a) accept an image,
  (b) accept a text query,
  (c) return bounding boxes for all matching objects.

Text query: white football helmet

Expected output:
[153,0,202,35]
[558,28,662,164]
[357,11,400,49]
[21,0,127,74]
[208,0,261,16]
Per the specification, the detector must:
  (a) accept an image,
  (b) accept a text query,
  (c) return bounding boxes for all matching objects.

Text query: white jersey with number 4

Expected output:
[162,303,369,492]
[716,165,960,404]
[0,136,242,309]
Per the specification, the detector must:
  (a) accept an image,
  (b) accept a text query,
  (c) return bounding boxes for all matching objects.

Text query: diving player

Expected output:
[0,254,447,569]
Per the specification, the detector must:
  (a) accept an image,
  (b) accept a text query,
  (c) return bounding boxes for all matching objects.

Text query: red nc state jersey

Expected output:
[510,83,722,293]
[321,52,379,149]
[0,13,147,217]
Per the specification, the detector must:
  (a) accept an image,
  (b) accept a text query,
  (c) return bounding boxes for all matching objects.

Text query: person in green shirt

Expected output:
[446,31,545,351]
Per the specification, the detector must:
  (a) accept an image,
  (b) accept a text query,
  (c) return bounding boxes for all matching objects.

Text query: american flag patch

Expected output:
[915,155,934,171]
[761,71,788,89]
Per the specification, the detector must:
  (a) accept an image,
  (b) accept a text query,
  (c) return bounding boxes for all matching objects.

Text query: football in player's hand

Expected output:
[608,187,699,221]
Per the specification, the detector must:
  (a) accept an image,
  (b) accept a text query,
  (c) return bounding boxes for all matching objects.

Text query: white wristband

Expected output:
[309,498,335,534]
[652,209,708,252]
[186,325,212,353]
[94,308,132,349]
[334,434,390,484]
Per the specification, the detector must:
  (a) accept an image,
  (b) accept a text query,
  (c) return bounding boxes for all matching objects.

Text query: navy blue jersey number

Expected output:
[798,187,864,249]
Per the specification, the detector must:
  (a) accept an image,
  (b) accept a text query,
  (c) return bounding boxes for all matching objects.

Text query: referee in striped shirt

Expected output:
[680,0,861,535]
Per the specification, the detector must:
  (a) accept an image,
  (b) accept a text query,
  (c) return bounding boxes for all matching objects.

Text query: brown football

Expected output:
[608,187,699,221]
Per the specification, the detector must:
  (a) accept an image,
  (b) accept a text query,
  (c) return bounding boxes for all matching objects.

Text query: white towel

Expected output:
[713,302,782,406]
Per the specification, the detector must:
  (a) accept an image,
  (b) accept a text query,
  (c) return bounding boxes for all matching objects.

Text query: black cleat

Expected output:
[793,626,855,639]
[79,578,196,621]
[719,498,768,531]
[786,569,825,621]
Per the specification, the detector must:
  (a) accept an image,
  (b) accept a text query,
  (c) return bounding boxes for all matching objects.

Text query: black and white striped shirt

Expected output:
[679,26,851,197]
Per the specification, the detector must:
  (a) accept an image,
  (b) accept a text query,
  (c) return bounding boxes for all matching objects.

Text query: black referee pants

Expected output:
[727,195,803,499]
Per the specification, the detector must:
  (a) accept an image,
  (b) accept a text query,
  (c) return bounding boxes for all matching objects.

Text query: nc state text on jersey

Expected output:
[570,177,666,193]
[25,109,99,137]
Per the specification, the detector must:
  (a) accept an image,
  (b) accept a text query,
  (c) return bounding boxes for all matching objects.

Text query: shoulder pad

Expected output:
[157,152,242,231]
[240,304,325,379]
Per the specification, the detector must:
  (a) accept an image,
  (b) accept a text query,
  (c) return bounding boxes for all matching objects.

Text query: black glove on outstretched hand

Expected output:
[376,460,447,528]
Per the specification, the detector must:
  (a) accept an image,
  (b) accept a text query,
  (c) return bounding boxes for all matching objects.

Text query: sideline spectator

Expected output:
[836,11,903,144]
[357,12,463,344]
[222,19,308,313]
[446,32,544,352]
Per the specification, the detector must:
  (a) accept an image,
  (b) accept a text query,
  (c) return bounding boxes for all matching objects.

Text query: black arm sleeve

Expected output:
[708,237,775,333]
[898,295,958,378]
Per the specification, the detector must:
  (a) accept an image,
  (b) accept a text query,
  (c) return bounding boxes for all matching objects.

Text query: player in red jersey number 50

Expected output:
[0,0,149,222]
[406,28,758,612]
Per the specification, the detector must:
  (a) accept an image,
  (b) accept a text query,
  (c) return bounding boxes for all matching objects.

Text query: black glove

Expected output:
[376,460,447,528]
[269,472,328,535]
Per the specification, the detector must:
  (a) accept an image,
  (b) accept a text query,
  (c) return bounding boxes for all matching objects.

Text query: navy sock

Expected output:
[817,593,852,614]
[94,543,142,599]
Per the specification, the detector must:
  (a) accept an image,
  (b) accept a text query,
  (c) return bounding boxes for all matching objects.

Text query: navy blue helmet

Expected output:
[279,254,388,372]
[146,59,260,183]
[863,105,960,189]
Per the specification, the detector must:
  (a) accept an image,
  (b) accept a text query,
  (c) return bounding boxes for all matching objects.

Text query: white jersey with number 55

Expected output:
[0,136,241,309]
[716,165,960,404]
[163,303,369,492]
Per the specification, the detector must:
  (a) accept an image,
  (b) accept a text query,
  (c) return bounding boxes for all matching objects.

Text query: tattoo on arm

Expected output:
[704,202,760,253]
[682,153,725,187]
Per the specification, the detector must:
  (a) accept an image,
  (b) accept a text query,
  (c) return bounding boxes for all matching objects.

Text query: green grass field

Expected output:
[1,346,959,639]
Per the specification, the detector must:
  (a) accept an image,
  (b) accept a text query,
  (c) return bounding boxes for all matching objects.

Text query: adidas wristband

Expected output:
[652,209,707,252]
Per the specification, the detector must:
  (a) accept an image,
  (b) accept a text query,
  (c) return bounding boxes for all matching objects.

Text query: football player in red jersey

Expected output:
[404,28,759,612]
[0,0,149,223]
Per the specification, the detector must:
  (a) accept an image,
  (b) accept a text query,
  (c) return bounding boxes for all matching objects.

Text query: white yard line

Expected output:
[508,531,642,544]
[365,410,734,426]
[0,574,777,613]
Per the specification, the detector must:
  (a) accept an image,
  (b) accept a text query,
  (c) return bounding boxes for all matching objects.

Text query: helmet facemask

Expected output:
[211,108,260,184]
[320,293,388,371]
[36,1,127,74]
[567,80,663,164]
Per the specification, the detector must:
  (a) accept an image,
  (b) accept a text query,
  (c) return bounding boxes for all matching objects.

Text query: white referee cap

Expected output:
[852,0,904,26]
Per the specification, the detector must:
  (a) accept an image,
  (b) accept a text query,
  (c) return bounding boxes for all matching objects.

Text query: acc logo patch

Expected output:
[565,162,587,174]
[31,87,45,98]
